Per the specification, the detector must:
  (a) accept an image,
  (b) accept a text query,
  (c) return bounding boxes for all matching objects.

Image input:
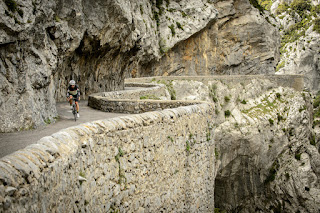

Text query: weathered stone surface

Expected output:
[0,102,215,212]
[1,77,320,212]
[0,0,217,132]
[212,86,319,212]
[272,0,320,91]
[126,77,320,212]
[136,0,280,77]
[276,28,320,91]
[172,80,211,102]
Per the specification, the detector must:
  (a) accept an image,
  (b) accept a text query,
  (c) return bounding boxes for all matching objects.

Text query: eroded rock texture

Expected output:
[272,0,320,91]
[0,0,217,132]
[168,79,320,212]
[213,87,319,212]
[137,0,280,76]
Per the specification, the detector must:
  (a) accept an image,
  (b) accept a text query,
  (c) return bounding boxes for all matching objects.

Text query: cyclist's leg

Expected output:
[68,95,73,106]
[74,96,79,113]
[74,97,80,118]
[75,102,79,112]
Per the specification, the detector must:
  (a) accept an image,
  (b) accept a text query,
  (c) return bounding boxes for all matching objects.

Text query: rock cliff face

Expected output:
[272,0,320,90]
[213,87,319,212]
[136,0,280,77]
[0,0,217,132]
[277,29,320,90]
[1,0,319,211]
[0,0,283,132]
[168,78,320,212]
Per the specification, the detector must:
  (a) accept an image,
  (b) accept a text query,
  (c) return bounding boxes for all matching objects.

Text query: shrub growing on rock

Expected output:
[276,61,285,72]
[176,22,184,30]
[290,0,311,18]
[313,18,320,34]
[310,134,316,146]
[169,24,175,36]
[269,118,274,125]
[276,3,289,14]
[224,110,231,117]
[258,0,273,10]
[313,92,320,108]
[311,4,320,16]
[295,152,301,160]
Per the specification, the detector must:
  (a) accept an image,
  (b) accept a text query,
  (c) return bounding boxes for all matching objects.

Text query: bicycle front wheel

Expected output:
[73,104,77,122]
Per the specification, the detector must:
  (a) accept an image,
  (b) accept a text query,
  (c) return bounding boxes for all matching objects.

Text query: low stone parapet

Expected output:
[88,96,206,113]
[88,82,209,113]
[125,75,307,91]
[94,83,170,100]
[0,103,215,212]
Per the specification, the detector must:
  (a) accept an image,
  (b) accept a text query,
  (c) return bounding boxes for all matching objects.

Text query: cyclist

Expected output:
[67,80,80,118]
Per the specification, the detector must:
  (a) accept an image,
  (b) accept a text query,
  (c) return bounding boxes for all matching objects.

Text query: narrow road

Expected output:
[0,100,126,158]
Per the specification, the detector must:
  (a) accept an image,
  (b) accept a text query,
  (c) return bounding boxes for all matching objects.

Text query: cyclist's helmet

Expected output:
[69,80,76,86]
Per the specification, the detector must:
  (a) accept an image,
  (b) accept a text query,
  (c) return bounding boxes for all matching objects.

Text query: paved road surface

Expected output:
[0,101,126,158]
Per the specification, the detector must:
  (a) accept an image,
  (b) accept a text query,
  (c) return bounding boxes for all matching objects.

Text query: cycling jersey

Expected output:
[67,85,80,98]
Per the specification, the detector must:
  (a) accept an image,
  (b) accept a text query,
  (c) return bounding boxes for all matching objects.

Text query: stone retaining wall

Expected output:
[98,83,170,100]
[125,75,307,91]
[88,96,207,114]
[0,75,308,212]
[0,103,216,212]
[88,75,307,115]
[88,82,210,113]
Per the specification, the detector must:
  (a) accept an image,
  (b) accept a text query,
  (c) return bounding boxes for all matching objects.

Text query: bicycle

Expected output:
[71,98,78,122]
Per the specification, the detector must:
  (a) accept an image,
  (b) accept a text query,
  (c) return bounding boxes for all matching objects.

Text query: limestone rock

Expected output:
[78,176,87,182]
[136,0,280,76]
[5,187,17,196]
[171,80,210,102]
[272,0,320,91]
[0,0,217,132]
[276,28,320,91]
[165,78,320,212]
[213,87,320,212]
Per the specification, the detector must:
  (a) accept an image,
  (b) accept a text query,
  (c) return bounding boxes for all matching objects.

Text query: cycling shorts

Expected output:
[70,94,80,102]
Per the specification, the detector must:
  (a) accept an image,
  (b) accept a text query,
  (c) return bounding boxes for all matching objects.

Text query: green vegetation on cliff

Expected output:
[276,3,289,14]
[291,0,312,17]
[156,79,176,100]
[257,0,273,11]
[264,160,280,184]
[314,18,320,34]
[241,93,283,118]
[276,60,285,71]
[277,0,320,55]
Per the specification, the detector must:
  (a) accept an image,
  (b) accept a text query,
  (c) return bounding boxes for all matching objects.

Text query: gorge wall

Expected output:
[0,0,218,132]
[1,76,320,212]
[0,0,283,132]
[1,1,320,212]
[124,76,320,212]
[136,0,280,77]
[271,0,320,91]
